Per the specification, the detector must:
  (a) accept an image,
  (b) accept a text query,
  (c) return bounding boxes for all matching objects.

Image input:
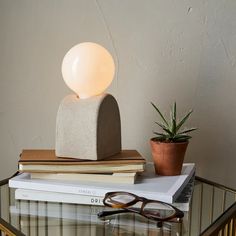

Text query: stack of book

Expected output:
[9,149,195,210]
[17,149,145,184]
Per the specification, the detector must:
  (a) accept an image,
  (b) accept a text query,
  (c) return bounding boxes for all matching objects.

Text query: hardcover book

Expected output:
[18,149,145,173]
[10,163,195,203]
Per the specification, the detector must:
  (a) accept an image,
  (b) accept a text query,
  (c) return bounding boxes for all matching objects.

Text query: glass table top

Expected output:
[0,175,235,236]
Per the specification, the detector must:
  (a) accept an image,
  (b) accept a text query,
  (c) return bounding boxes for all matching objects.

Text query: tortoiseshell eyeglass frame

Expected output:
[97,191,184,226]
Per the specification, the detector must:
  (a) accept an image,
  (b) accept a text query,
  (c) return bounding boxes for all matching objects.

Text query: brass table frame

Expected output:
[0,174,235,236]
[0,173,24,236]
[197,177,236,236]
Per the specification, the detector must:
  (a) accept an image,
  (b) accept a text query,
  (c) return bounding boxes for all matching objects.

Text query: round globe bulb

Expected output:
[61,42,115,99]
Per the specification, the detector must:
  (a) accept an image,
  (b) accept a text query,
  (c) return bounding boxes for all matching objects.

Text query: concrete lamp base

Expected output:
[55,93,121,160]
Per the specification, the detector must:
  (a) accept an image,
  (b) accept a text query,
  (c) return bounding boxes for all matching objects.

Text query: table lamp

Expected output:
[55,42,121,160]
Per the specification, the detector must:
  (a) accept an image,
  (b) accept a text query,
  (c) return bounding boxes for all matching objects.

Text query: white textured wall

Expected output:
[0,0,236,188]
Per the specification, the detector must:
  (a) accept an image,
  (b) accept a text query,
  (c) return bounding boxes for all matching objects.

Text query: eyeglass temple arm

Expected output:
[97,208,129,218]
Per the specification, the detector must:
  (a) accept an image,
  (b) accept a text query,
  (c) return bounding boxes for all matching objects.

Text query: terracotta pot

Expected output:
[150,138,188,176]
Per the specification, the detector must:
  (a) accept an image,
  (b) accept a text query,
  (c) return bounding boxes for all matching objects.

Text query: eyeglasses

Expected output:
[97,191,184,227]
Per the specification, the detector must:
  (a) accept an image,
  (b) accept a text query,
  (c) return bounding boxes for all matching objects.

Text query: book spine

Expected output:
[30,172,136,184]
[15,189,104,206]
[9,178,107,197]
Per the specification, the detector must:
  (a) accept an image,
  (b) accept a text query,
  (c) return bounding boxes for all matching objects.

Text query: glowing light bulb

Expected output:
[61,42,115,99]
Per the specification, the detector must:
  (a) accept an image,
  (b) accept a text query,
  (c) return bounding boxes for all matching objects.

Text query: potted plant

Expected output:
[150,102,196,176]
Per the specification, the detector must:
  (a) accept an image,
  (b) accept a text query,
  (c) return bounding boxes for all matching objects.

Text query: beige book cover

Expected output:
[19,149,146,165]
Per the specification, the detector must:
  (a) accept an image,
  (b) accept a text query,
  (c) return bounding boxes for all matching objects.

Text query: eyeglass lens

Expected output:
[143,202,176,218]
[105,192,176,219]
[105,192,136,206]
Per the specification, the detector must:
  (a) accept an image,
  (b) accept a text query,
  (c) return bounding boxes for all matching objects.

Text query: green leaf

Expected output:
[178,128,197,135]
[171,102,177,134]
[155,122,167,130]
[153,136,166,142]
[173,134,192,141]
[153,132,170,140]
[176,110,193,132]
[173,102,176,120]
[153,132,167,136]
[151,102,169,127]
[155,122,172,135]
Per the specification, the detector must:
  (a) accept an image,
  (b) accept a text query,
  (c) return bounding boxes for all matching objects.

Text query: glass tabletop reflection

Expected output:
[0,176,236,236]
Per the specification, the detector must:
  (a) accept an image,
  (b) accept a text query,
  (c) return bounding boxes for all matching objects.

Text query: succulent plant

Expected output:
[151,102,197,142]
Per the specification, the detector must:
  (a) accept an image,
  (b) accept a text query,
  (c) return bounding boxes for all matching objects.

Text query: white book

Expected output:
[9,163,195,203]
[15,175,194,211]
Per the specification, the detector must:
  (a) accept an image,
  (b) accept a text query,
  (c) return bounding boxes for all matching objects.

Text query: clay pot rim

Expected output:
[150,138,189,145]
